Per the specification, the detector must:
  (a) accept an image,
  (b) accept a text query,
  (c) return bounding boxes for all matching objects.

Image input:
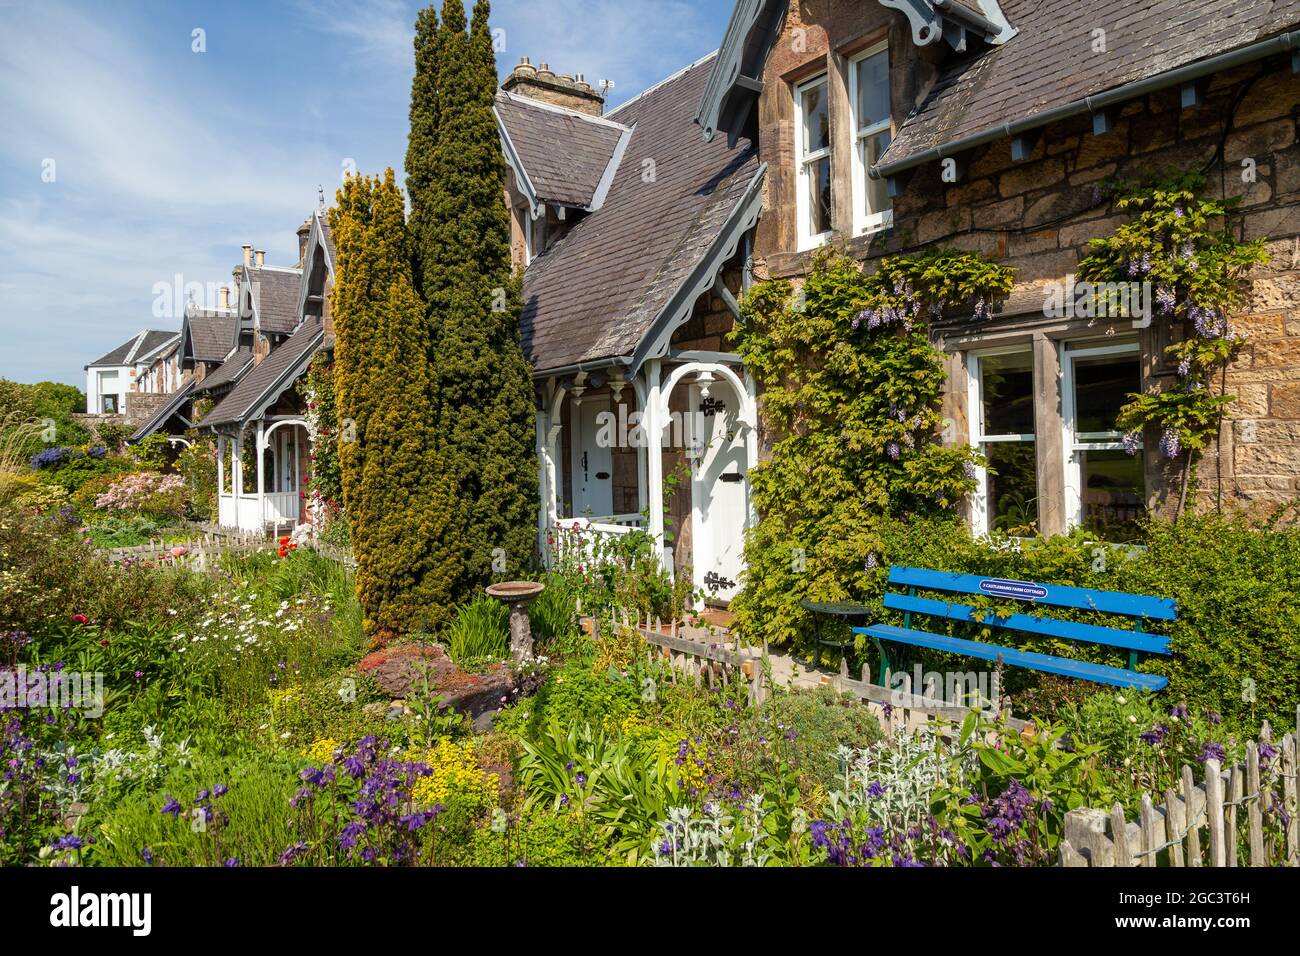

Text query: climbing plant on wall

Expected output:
[300,353,343,531]
[729,249,1014,652]
[1077,173,1269,513]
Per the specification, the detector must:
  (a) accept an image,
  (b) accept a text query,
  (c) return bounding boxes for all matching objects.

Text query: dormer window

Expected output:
[851,44,893,235]
[795,74,832,251]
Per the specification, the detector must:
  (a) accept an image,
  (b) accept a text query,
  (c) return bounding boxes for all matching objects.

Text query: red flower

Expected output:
[98,639,109,647]
[278,547,288,557]
[70,613,88,625]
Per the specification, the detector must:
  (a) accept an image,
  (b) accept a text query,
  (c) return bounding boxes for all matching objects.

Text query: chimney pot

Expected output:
[220,286,230,309]
[255,249,265,267]
[501,58,604,115]
[242,243,252,267]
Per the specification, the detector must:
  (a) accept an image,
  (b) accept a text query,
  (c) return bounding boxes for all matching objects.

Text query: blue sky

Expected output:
[0,0,734,386]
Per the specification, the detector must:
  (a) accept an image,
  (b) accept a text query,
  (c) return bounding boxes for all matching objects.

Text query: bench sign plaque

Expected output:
[978,578,1048,601]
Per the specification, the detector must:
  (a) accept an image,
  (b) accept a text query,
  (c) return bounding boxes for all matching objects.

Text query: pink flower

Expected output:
[70,613,88,625]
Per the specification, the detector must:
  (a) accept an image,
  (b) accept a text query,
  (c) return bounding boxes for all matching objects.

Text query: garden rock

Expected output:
[357,643,514,723]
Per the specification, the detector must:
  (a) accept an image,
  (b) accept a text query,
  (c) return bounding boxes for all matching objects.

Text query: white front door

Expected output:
[690,382,748,603]
[570,397,614,518]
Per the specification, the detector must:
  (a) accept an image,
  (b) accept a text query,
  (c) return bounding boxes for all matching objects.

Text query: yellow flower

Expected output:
[304,737,340,764]
[408,738,499,810]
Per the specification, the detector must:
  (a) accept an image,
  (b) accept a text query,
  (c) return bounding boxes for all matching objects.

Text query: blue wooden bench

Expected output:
[851,566,1175,691]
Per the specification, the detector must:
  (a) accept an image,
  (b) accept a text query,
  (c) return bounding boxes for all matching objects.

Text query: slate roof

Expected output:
[87,329,178,368]
[203,318,324,428]
[184,309,238,364]
[197,346,253,393]
[495,91,628,208]
[519,53,764,373]
[883,0,1300,167]
[129,379,195,443]
[246,266,302,335]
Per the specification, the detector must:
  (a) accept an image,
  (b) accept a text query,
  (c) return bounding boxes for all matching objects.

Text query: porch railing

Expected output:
[217,491,301,531]
[556,513,644,535]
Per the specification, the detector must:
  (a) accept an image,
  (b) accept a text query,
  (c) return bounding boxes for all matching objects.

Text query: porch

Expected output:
[215,416,309,533]
[535,351,758,604]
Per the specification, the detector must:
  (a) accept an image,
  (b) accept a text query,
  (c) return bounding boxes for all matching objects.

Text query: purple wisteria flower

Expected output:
[1158,427,1182,460]
[1155,286,1176,315]
[885,441,901,460]
[1120,430,1141,456]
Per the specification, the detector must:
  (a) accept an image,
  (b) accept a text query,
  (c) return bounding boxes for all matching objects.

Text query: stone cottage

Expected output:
[696,0,1300,537]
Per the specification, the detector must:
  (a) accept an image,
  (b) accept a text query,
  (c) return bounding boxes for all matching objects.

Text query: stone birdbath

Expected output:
[485,580,545,664]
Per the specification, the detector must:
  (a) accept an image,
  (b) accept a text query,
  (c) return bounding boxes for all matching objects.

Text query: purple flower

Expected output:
[49,835,85,851]
[279,841,308,865]
[1159,427,1181,460]
[223,857,239,867]
[1198,741,1226,764]
[1120,430,1141,456]
[1155,286,1176,315]
[1140,724,1170,746]
[141,847,154,865]
[885,441,900,460]
[865,781,888,798]
[160,796,183,819]
[1259,742,1279,769]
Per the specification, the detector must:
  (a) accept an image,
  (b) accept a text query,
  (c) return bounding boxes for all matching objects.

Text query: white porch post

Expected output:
[216,435,226,496]
[535,408,549,564]
[633,377,648,515]
[644,358,667,568]
[232,431,243,497]
[256,419,266,528]
[743,368,759,529]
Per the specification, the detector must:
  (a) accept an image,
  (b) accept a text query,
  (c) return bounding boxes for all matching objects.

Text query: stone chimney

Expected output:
[242,243,252,267]
[254,249,265,268]
[297,218,312,266]
[220,286,230,310]
[502,56,604,115]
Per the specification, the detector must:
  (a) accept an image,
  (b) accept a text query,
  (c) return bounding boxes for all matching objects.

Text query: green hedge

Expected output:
[736,512,1300,733]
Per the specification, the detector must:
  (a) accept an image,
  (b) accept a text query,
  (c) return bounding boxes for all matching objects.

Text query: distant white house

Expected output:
[84,329,180,414]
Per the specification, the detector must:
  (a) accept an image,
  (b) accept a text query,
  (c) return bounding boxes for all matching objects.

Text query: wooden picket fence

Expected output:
[608,607,1028,733]
[1061,709,1300,867]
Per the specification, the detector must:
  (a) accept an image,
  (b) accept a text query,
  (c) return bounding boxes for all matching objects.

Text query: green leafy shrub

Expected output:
[528,573,578,640]
[756,685,883,793]
[445,594,509,667]
[495,658,642,740]
[730,250,1008,655]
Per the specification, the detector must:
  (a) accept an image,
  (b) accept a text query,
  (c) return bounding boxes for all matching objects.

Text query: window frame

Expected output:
[848,42,894,236]
[794,72,833,251]
[967,346,1037,537]
[1060,338,1144,530]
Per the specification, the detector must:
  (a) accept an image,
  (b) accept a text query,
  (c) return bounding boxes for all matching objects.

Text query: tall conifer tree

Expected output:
[407,0,538,601]
[330,170,454,637]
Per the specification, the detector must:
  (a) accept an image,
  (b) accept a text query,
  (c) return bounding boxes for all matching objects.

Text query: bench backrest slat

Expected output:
[886,566,1177,620]
[882,592,1172,655]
